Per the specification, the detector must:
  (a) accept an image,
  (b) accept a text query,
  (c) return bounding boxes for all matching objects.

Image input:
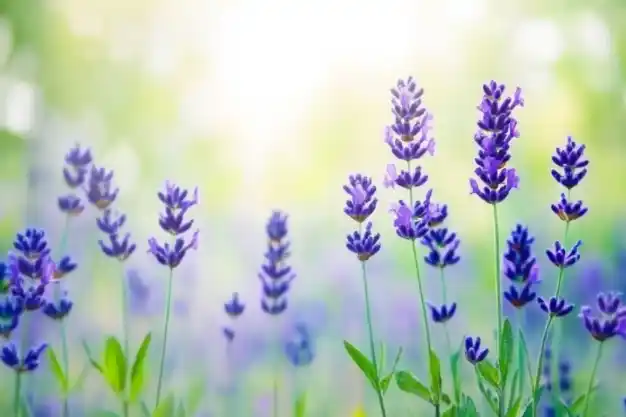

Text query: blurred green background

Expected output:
[0,0,625,415]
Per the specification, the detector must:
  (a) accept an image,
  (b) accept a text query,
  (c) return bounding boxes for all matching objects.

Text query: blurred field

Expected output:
[0,0,625,415]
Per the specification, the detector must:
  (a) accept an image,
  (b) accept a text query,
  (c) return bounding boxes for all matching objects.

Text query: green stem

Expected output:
[491,204,504,417]
[531,316,554,417]
[120,264,130,417]
[439,268,458,404]
[13,371,22,417]
[154,268,175,408]
[57,217,71,417]
[581,342,604,417]
[360,260,387,417]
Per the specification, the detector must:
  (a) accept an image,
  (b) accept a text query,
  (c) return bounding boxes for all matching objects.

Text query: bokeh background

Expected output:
[0,0,625,415]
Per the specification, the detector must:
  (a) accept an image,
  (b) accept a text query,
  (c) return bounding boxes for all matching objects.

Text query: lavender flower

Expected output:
[63,144,92,189]
[546,241,583,268]
[223,292,245,343]
[421,201,460,268]
[259,211,295,316]
[42,293,73,321]
[427,303,456,323]
[96,209,126,235]
[503,225,540,309]
[346,222,381,261]
[85,166,119,210]
[0,317,19,338]
[579,291,626,342]
[343,175,377,223]
[57,195,85,216]
[464,336,489,364]
[537,296,574,318]
[0,342,48,373]
[148,182,199,269]
[390,192,433,241]
[469,81,523,204]
[284,323,314,367]
[551,136,588,189]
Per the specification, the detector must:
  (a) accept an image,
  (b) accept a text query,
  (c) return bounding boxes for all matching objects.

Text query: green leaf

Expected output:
[507,369,519,411]
[394,370,432,404]
[499,319,514,385]
[442,406,457,417]
[140,401,151,417]
[520,385,546,417]
[47,346,69,394]
[379,346,403,395]
[428,349,443,403]
[129,333,152,403]
[294,392,307,417]
[175,401,186,417]
[477,361,500,389]
[475,369,498,415]
[450,349,462,405]
[153,393,176,417]
[343,340,378,389]
[518,330,534,389]
[82,340,105,375]
[104,336,127,394]
[460,395,480,417]
[505,397,522,417]
[377,341,386,375]
[569,385,598,413]
[441,393,451,405]
[70,362,90,393]
[184,378,206,415]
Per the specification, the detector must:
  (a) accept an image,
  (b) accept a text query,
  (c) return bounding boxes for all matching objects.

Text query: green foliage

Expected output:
[294,392,307,417]
[129,333,152,403]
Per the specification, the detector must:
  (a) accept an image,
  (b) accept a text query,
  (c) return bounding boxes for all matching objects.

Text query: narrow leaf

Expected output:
[505,397,522,417]
[176,401,187,417]
[569,385,598,413]
[377,341,386,375]
[70,362,90,393]
[294,392,307,417]
[130,333,152,403]
[475,370,498,415]
[343,340,378,389]
[46,347,69,394]
[460,395,480,417]
[518,330,534,390]
[140,401,151,417]
[507,369,520,411]
[104,336,127,394]
[442,406,457,417]
[394,370,432,404]
[477,361,500,389]
[380,346,404,395]
[82,340,104,375]
[153,393,176,417]
[450,350,462,405]
[428,349,443,402]
[499,319,514,385]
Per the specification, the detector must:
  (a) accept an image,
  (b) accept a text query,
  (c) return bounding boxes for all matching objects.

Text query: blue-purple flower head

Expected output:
[85,166,119,210]
[346,222,381,262]
[63,144,92,188]
[551,136,588,190]
[57,195,85,216]
[284,323,314,367]
[390,190,434,241]
[0,342,47,373]
[427,302,457,324]
[579,291,626,342]
[224,292,245,318]
[12,229,76,281]
[464,336,489,364]
[148,182,199,269]
[546,240,583,269]
[421,201,461,269]
[42,292,73,321]
[259,211,295,316]
[343,175,377,223]
[469,81,524,204]
[503,225,540,309]
[384,77,436,159]
[537,296,574,318]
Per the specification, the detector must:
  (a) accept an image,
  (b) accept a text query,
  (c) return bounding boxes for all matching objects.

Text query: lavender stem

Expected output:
[154,268,175,408]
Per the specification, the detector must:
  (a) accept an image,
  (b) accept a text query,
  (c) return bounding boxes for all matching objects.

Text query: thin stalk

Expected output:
[406,161,434,368]
[581,342,603,417]
[13,371,22,417]
[154,268,175,408]
[531,316,554,417]
[120,264,130,417]
[272,365,279,417]
[360,260,387,417]
[490,204,504,417]
[56,217,71,417]
[439,268,457,404]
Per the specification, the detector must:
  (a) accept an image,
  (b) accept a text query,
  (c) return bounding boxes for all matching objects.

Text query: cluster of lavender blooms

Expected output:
[341,77,626,417]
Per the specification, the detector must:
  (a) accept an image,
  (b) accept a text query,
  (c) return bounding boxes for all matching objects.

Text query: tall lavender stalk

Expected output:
[469,81,523,417]
[148,183,199,408]
[222,292,245,416]
[259,211,295,417]
[343,175,385,416]
[532,136,588,416]
[383,77,436,380]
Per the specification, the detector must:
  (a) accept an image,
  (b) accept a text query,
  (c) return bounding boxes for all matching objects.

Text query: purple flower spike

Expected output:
[550,193,588,223]
[58,195,85,216]
[85,165,119,210]
[579,291,626,342]
[63,144,92,189]
[0,317,19,339]
[148,182,199,269]
[99,233,137,262]
[224,292,245,318]
[96,209,127,235]
[537,296,574,318]
[469,81,524,204]
[504,282,537,309]
[259,210,295,316]
[546,240,583,268]
[551,136,588,189]
[391,191,433,240]
[343,175,378,223]
[427,302,457,323]
[42,293,73,321]
[346,222,381,262]
[0,342,48,373]
[464,336,489,364]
